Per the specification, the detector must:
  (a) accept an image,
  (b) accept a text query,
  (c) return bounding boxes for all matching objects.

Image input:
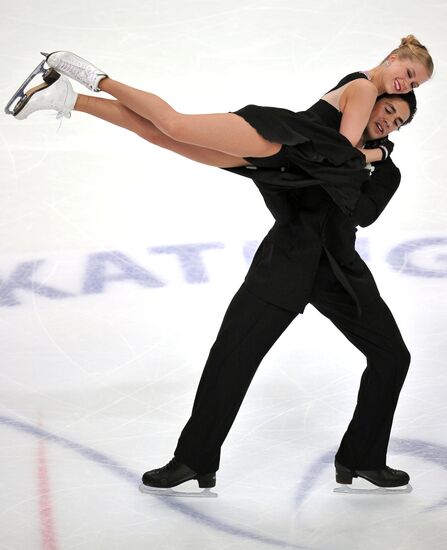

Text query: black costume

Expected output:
[173,73,411,474]
[226,72,375,216]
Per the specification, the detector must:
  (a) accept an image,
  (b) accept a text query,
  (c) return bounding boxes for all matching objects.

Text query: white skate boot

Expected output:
[42,51,108,92]
[12,71,78,120]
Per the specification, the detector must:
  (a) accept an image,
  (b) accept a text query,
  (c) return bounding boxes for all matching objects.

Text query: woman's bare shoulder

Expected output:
[343,78,377,96]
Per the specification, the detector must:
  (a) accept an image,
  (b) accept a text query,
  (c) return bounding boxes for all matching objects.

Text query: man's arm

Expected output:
[350,147,401,228]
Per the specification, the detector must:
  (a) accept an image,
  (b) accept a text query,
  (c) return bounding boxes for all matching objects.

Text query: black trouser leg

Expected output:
[174,283,297,474]
[311,292,411,470]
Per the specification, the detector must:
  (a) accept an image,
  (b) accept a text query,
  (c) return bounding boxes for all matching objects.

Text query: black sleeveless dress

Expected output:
[223,72,371,215]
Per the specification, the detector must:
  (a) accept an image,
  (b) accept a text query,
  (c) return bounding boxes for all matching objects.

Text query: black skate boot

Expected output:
[335,459,410,488]
[140,458,217,498]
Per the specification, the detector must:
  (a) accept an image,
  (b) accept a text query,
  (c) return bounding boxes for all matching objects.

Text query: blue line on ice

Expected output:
[295,439,447,512]
[0,414,310,550]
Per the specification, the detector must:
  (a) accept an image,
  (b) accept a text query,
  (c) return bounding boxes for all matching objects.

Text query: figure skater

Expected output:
[136,91,419,492]
[5,37,431,493]
[7,35,432,214]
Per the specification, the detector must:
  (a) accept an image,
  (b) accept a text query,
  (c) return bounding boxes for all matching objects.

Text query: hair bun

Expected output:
[400,34,427,51]
[383,35,433,77]
[401,35,415,47]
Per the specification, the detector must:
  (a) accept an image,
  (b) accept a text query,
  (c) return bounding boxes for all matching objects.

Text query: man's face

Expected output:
[364,97,411,141]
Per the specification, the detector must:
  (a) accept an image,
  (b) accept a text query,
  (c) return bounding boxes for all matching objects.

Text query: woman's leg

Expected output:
[98,78,281,158]
[74,94,250,168]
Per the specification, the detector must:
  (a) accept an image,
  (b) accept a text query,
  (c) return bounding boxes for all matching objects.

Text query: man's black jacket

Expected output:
[240,157,401,315]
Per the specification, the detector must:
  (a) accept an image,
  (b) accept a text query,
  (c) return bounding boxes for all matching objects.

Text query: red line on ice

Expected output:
[37,421,58,550]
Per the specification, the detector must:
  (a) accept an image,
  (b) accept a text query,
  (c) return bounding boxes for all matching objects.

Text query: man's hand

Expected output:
[364,138,395,162]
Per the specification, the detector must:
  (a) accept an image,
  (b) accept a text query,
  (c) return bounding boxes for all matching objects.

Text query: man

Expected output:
[143,92,416,494]
[141,91,417,492]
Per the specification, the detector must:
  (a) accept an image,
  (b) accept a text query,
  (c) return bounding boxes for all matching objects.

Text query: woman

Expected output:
[9,36,432,214]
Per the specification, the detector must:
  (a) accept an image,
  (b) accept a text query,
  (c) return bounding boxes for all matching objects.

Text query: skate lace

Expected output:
[56,114,64,131]
[59,61,97,88]
[158,458,178,474]
[55,109,71,131]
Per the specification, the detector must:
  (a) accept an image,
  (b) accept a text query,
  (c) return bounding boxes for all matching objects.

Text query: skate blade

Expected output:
[138,484,218,498]
[5,60,46,115]
[11,82,50,118]
[4,60,60,116]
[333,483,413,495]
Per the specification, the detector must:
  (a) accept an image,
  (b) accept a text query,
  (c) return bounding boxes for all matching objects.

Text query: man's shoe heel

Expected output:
[196,473,216,488]
[336,470,353,484]
[335,462,357,484]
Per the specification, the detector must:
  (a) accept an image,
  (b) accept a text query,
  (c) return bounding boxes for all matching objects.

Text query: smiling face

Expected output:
[382,54,430,94]
[363,96,411,141]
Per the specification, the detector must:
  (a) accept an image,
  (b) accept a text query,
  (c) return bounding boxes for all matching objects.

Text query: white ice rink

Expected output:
[1,1,446,549]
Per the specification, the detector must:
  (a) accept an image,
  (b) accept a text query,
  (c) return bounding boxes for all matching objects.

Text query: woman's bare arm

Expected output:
[338,79,378,147]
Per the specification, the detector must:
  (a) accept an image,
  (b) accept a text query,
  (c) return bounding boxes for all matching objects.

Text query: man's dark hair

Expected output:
[377,90,417,127]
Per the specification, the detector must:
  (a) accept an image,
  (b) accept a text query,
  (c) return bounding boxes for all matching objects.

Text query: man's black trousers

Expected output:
[174,255,410,474]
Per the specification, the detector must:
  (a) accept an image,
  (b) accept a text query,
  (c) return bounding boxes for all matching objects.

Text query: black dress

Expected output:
[223,72,371,216]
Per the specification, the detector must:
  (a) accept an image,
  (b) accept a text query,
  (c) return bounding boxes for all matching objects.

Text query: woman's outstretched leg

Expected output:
[96,78,281,158]
[44,51,281,158]
[75,94,251,168]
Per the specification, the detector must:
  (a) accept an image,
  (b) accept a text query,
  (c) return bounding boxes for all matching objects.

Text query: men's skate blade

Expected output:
[138,484,218,498]
[333,483,413,495]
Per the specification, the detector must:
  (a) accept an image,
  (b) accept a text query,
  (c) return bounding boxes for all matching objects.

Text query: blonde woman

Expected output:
[9,36,433,214]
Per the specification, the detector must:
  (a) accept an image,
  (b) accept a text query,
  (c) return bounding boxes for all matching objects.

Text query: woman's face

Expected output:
[364,97,411,141]
[382,54,430,94]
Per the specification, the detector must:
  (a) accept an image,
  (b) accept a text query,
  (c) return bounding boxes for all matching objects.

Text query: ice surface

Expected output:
[1,2,446,549]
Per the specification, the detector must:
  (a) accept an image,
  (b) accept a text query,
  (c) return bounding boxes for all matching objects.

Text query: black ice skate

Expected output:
[334,459,413,494]
[139,457,217,498]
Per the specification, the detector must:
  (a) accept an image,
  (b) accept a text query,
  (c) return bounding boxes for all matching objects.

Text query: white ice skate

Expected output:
[42,51,108,92]
[5,60,52,116]
[5,67,77,121]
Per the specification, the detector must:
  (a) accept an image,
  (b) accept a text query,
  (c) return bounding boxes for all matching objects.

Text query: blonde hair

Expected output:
[383,35,434,77]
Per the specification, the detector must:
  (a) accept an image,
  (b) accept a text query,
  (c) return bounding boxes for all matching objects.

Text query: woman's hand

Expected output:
[357,147,383,164]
